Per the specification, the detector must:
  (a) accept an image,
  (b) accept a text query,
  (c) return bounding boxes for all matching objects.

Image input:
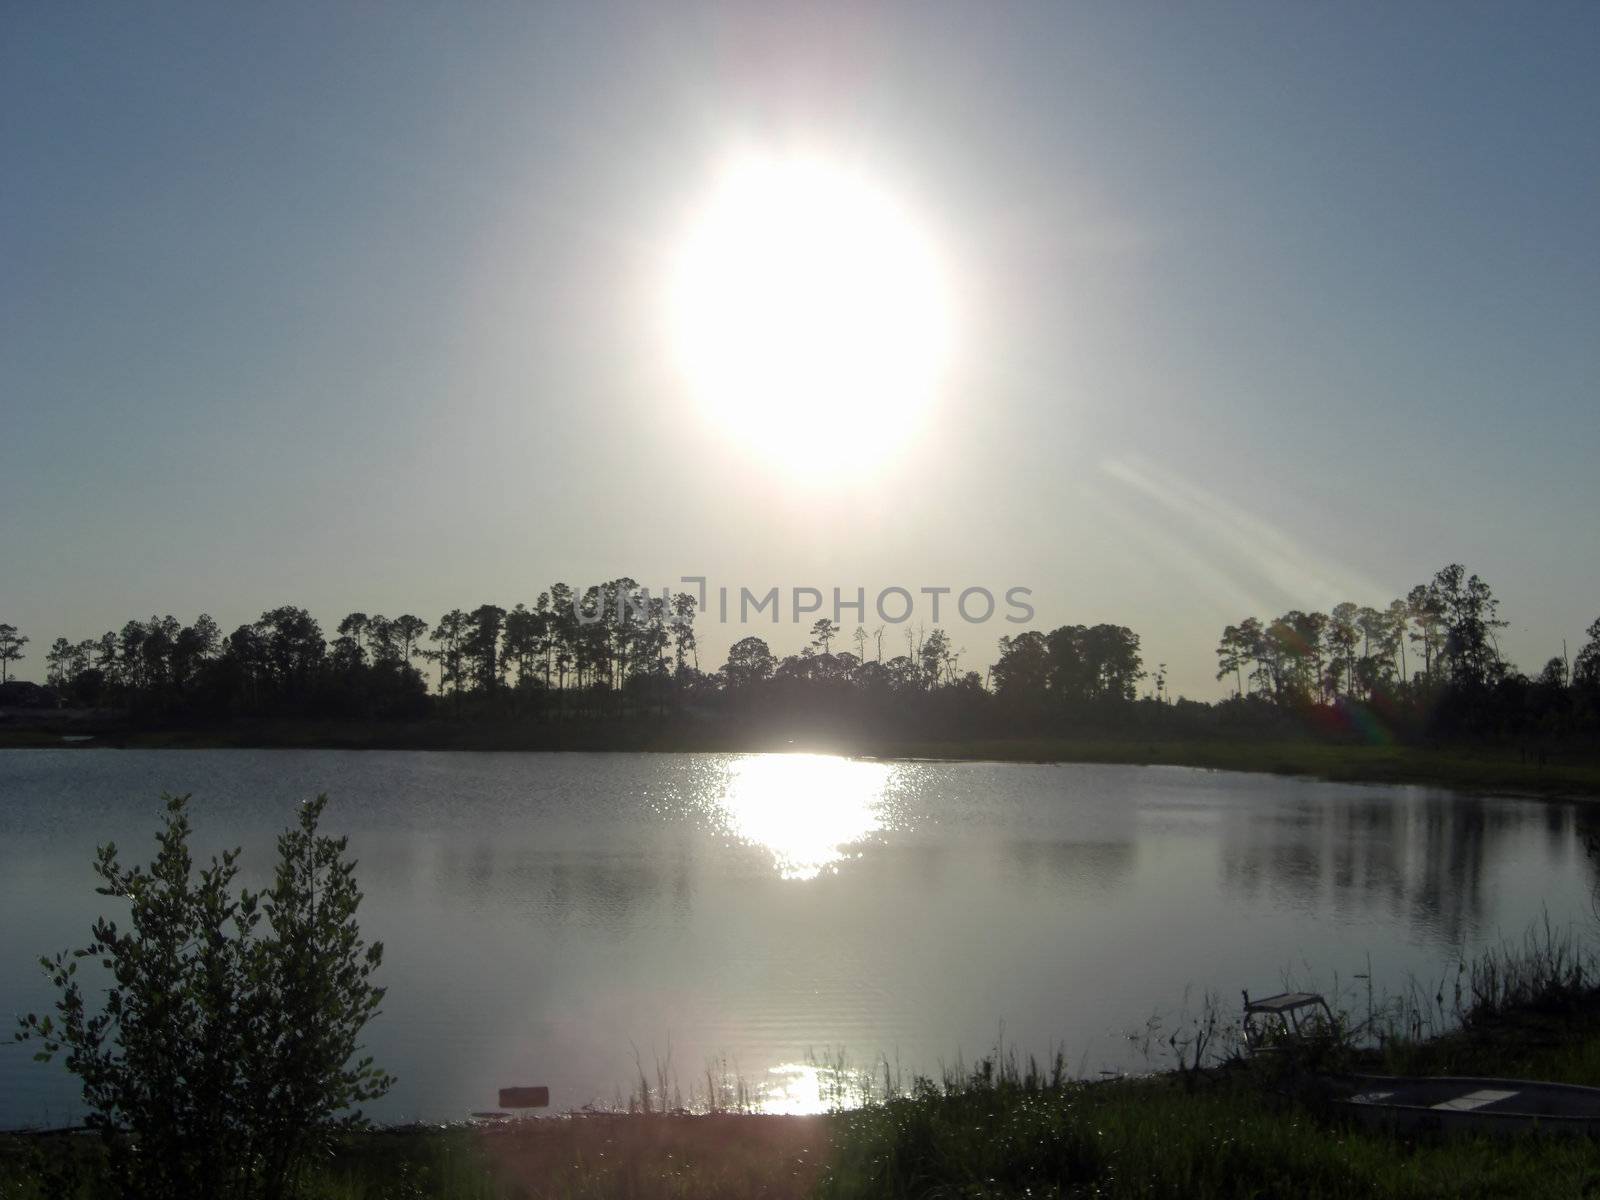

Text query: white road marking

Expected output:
[1431,1089,1519,1112]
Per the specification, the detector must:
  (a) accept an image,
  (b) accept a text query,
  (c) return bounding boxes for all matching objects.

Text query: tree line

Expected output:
[3,580,994,724]
[0,576,1137,738]
[2,562,1597,741]
[1214,563,1600,736]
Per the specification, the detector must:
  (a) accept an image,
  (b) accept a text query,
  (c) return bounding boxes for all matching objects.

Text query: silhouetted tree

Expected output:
[502,604,542,690]
[391,615,429,667]
[672,592,699,674]
[1573,618,1600,692]
[1215,624,1248,698]
[0,623,30,685]
[171,615,221,695]
[257,607,326,704]
[993,631,1050,699]
[465,604,507,693]
[1431,564,1506,689]
[920,628,952,687]
[424,610,470,704]
[337,613,370,660]
[1386,597,1411,684]
[1407,583,1446,686]
[809,618,840,656]
[45,636,75,689]
[724,636,777,688]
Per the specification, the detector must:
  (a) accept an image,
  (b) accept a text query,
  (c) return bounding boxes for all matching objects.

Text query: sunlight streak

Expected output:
[1099,455,1391,613]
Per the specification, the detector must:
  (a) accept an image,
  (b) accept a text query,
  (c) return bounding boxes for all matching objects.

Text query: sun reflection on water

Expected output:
[758,1061,861,1114]
[717,754,894,881]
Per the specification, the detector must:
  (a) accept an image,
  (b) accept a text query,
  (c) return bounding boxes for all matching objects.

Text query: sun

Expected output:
[668,152,954,476]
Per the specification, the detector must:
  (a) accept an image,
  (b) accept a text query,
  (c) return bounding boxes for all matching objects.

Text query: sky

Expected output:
[3,2,1597,698]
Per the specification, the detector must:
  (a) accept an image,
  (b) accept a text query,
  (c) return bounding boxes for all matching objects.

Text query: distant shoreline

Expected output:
[3,717,1597,799]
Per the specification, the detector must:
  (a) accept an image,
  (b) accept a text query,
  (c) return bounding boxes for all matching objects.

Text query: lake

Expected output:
[1,748,1593,1128]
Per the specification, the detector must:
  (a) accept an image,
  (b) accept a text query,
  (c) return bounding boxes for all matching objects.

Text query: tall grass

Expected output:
[1333,916,1597,1072]
[1462,914,1592,1020]
[814,1068,1600,1199]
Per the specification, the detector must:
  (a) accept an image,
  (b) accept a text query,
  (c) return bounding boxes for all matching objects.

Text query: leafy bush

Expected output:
[16,794,391,1200]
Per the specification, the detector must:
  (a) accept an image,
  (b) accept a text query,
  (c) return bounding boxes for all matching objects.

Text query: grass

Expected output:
[19,1059,1600,1199]
[11,1090,1600,1200]
[0,1118,830,1200]
[817,1068,1600,1199]
[1355,921,1600,1085]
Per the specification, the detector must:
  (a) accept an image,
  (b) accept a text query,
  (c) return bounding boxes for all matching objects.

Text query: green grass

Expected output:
[809,947,1600,1200]
[817,1070,1600,1199]
[1357,924,1600,1086]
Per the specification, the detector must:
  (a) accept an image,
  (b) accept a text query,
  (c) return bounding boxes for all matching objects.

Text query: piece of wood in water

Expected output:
[499,1086,550,1109]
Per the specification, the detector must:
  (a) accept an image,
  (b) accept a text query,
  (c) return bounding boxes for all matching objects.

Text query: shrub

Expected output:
[16,794,392,1200]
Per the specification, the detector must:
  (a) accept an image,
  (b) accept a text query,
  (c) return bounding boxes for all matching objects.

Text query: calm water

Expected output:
[1,749,1593,1127]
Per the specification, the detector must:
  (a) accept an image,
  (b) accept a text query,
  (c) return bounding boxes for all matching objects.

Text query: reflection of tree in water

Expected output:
[543,854,670,935]
[1571,806,1600,924]
[880,838,1137,896]
[1220,792,1565,945]
[1001,838,1136,893]
[1413,798,1492,943]
[429,843,692,937]
[1546,803,1575,859]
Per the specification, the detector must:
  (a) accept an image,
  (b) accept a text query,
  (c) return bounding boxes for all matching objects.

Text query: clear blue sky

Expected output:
[3,2,1597,697]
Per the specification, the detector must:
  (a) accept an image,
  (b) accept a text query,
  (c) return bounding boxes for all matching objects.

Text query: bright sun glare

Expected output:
[670,153,953,476]
[717,753,893,881]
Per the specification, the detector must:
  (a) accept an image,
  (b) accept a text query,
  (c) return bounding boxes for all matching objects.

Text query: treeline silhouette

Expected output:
[2,564,1598,744]
[1213,564,1600,738]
